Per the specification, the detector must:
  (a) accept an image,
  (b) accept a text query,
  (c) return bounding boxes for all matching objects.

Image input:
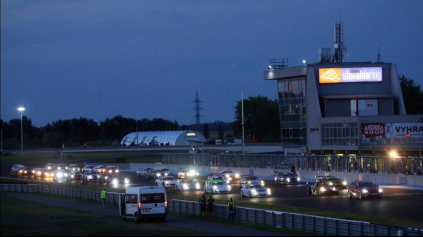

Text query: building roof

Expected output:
[120,130,206,146]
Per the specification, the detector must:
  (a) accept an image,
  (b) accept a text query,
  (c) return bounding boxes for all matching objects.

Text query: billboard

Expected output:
[319,67,382,83]
[361,123,423,145]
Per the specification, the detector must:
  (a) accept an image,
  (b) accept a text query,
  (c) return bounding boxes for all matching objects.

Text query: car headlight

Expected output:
[157,173,161,177]
[235,174,239,178]
[57,173,63,178]
[225,174,229,178]
[362,189,368,194]
[88,175,92,179]
[287,178,291,182]
[71,175,75,178]
[165,181,169,184]
[298,178,301,182]
[213,185,217,189]
[267,189,271,195]
[227,185,231,190]
[328,182,333,186]
[261,180,265,185]
[124,178,129,184]
[320,187,326,191]
[188,171,195,176]
[112,179,118,184]
[251,189,258,195]
[378,188,383,193]
[196,183,200,189]
[342,181,347,185]
[165,173,168,176]
[115,169,119,173]
[183,184,188,189]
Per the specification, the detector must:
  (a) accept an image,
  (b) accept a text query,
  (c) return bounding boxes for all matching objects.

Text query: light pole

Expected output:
[17,107,25,152]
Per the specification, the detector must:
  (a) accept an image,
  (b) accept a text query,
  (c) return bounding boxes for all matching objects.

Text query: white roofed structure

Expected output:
[120,131,206,147]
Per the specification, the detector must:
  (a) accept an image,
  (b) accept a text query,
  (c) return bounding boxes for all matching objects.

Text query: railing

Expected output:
[1,183,422,236]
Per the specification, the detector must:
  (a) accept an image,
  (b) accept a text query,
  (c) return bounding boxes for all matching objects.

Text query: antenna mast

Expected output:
[376,47,383,63]
[193,91,203,131]
[334,22,347,63]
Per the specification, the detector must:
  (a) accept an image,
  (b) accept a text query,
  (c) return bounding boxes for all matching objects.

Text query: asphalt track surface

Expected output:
[2,163,423,223]
[1,192,288,236]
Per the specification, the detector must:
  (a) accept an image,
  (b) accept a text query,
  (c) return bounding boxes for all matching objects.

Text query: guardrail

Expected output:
[1,184,422,236]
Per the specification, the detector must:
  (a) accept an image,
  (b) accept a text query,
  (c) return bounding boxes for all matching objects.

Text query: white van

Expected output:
[119,186,167,223]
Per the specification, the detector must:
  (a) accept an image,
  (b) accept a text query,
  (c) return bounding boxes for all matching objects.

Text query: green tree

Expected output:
[400,76,423,114]
[232,95,280,142]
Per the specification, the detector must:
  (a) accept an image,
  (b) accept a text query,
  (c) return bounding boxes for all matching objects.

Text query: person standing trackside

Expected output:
[227,197,235,221]
[100,188,107,208]
[199,193,207,217]
[207,195,214,217]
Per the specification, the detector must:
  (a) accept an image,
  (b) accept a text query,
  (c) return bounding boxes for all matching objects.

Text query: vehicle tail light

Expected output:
[164,200,167,208]
[138,202,141,211]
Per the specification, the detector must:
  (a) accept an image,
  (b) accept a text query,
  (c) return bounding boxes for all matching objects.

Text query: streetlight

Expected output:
[17,107,25,152]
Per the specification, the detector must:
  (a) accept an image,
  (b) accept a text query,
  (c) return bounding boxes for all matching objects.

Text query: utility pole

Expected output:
[242,90,245,155]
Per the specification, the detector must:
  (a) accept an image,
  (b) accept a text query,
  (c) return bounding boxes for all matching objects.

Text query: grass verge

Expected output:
[0,195,216,236]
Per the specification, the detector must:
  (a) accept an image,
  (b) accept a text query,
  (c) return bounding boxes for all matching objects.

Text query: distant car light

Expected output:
[362,189,368,194]
[378,188,383,193]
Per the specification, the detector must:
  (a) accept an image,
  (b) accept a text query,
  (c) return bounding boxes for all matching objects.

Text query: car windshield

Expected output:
[328,178,342,182]
[246,177,258,180]
[163,177,174,180]
[359,182,377,187]
[251,185,262,188]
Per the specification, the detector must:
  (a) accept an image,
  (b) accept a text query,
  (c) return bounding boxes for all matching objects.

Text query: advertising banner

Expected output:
[319,67,382,83]
[361,123,423,145]
[362,123,385,138]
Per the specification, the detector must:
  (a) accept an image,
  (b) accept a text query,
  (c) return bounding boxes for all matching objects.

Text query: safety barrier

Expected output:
[1,183,422,236]
[169,199,422,236]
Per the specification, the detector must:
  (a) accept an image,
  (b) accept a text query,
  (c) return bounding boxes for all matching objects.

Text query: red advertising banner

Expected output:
[362,123,386,138]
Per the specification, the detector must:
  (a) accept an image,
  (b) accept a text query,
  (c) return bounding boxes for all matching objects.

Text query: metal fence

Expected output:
[163,153,423,175]
[170,199,423,236]
[1,183,422,236]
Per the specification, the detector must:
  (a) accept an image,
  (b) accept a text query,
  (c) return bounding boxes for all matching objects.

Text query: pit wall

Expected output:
[129,163,423,186]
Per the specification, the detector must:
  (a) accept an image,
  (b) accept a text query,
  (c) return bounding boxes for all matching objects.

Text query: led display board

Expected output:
[319,67,382,83]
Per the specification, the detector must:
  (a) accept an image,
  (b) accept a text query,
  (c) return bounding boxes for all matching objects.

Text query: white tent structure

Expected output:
[120,131,207,147]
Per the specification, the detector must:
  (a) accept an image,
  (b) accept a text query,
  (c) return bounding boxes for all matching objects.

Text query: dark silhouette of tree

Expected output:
[233,95,280,142]
[218,123,224,140]
[203,123,210,139]
[400,76,423,114]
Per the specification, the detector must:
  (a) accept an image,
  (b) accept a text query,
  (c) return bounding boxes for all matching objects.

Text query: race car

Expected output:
[208,174,230,184]
[219,170,240,184]
[204,179,232,194]
[239,175,265,188]
[175,179,201,191]
[348,180,383,199]
[240,181,271,198]
[324,176,348,189]
[178,169,200,179]
[155,176,178,188]
[307,178,339,196]
[53,169,69,181]
[274,172,300,185]
[81,171,100,182]
[98,174,129,185]
[66,171,83,180]
[106,165,120,174]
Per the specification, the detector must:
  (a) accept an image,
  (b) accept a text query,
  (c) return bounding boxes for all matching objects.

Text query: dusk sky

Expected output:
[2,0,423,128]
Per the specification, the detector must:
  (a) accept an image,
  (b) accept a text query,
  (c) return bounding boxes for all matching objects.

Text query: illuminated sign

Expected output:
[319,67,382,83]
[362,123,386,138]
[187,132,196,136]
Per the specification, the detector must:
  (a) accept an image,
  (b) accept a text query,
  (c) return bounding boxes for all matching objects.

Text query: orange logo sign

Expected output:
[319,68,341,83]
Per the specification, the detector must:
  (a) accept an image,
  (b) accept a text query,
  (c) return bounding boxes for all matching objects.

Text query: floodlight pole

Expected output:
[17,107,25,152]
[242,90,245,155]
